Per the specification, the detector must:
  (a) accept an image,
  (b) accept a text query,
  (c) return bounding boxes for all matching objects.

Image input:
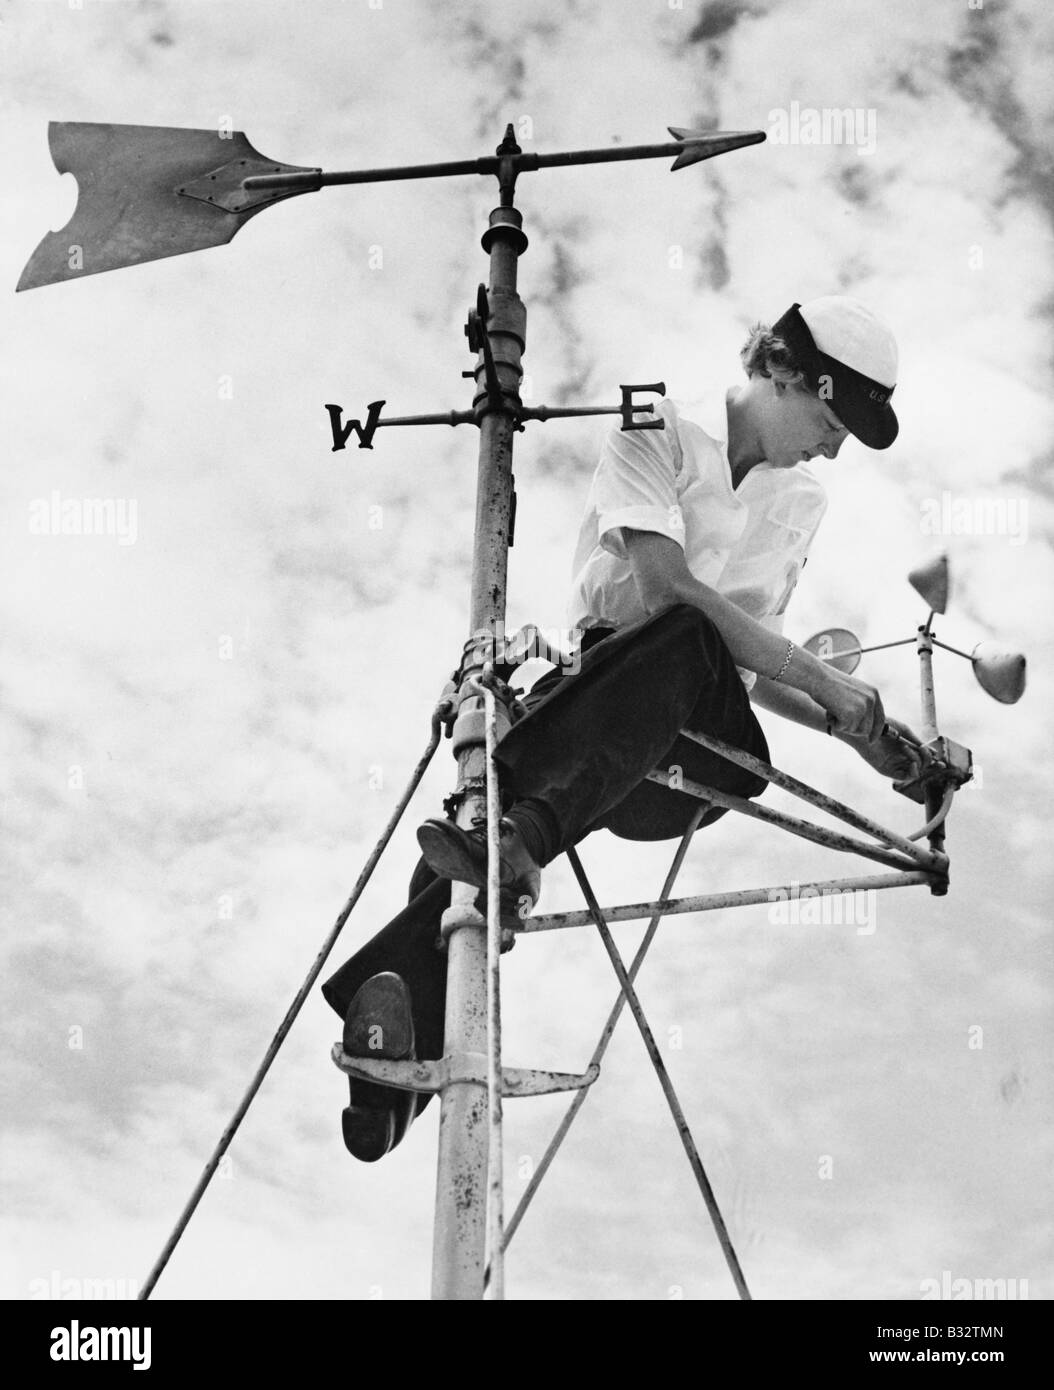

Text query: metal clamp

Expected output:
[464,284,506,412]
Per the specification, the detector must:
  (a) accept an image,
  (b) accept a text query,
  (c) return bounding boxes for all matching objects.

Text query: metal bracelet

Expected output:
[772,639,795,683]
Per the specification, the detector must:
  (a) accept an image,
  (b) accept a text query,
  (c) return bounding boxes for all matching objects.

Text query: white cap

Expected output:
[799,295,898,389]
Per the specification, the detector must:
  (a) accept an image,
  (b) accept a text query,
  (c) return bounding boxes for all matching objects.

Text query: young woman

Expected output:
[323,294,922,1161]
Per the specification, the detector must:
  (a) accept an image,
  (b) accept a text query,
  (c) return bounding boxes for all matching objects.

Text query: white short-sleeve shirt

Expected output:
[566,397,828,689]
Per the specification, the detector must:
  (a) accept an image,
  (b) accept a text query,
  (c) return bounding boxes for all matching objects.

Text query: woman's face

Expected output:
[753,376,851,468]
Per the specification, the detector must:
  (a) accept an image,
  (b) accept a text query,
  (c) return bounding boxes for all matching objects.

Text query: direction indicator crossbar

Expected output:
[326,393,664,449]
[348,402,659,432]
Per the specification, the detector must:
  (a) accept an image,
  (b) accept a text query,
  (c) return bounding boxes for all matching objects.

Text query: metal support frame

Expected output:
[329,657,960,1298]
[527,720,950,940]
[564,844,753,1299]
[524,871,933,933]
[479,715,956,1298]
[499,805,709,1258]
[489,803,757,1297]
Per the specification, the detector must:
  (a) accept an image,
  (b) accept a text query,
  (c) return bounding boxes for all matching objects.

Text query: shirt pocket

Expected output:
[720,518,812,621]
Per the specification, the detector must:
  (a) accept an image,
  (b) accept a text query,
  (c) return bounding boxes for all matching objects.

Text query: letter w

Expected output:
[325,400,386,451]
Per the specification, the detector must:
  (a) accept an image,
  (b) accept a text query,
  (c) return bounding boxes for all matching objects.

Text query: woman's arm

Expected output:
[623,528,886,742]
[750,675,829,731]
[751,676,924,784]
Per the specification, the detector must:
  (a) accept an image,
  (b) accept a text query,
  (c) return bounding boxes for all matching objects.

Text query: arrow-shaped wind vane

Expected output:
[17,123,765,290]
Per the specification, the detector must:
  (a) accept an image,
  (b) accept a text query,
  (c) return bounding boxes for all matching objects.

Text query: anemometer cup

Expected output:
[971,643,1027,705]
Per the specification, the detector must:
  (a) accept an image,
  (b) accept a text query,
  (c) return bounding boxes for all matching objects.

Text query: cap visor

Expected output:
[820,362,899,449]
[842,400,899,450]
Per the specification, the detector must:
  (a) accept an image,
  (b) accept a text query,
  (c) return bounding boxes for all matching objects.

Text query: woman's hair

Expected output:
[739,323,809,386]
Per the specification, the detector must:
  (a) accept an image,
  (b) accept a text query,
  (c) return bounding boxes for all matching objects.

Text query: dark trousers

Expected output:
[321,604,769,1116]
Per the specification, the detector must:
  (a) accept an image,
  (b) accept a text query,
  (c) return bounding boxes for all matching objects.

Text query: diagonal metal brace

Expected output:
[331,1044,599,1097]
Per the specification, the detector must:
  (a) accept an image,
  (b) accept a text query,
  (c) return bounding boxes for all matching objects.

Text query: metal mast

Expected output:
[430,127,527,1298]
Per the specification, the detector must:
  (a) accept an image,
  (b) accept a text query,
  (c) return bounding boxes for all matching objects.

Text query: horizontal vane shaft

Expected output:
[243,129,766,191]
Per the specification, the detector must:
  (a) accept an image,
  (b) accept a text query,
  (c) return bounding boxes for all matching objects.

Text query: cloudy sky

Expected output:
[2,0,1052,1302]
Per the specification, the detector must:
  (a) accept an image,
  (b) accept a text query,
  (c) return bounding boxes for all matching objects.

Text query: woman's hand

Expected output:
[839,716,926,790]
[811,663,886,742]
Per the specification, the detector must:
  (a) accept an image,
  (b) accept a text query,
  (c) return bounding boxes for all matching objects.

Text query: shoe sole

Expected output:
[341,972,417,1162]
[417,821,487,890]
[342,972,415,1058]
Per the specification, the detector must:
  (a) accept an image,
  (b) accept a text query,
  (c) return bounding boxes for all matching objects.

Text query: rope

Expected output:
[136,704,448,1300]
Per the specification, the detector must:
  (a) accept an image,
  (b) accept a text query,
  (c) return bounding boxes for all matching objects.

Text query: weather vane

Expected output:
[18,115,1025,1303]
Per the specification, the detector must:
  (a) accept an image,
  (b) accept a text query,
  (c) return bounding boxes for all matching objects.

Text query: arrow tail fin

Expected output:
[17,122,317,290]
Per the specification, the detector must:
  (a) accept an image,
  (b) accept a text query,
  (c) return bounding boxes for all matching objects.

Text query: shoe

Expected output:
[340,972,417,1163]
[416,816,542,914]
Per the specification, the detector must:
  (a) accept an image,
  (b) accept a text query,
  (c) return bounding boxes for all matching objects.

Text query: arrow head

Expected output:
[17,122,319,290]
[667,125,766,170]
